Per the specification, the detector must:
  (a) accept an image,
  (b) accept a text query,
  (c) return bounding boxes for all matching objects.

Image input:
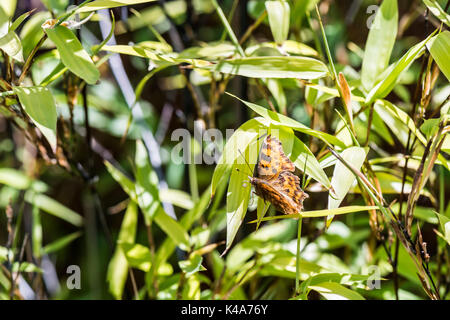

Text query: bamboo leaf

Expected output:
[249,206,378,223]
[44,25,100,84]
[107,201,138,299]
[427,31,450,81]
[25,192,83,227]
[42,231,82,255]
[266,1,290,44]
[309,282,365,300]
[327,147,367,225]
[0,30,23,62]
[14,86,57,151]
[361,0,398,91]
[365,33,434,104]
[228,93,345,148]
[225,143,256,252]
[423,0,450,27]
[206,56,329,79]
[77,0,157,12]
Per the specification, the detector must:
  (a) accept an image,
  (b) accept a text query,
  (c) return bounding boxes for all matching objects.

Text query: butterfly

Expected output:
[249,135,309,215]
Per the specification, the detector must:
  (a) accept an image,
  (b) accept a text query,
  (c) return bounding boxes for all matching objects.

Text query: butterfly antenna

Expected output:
[238,149,254,174]
[301,153,309,189]
[257,132,268,141]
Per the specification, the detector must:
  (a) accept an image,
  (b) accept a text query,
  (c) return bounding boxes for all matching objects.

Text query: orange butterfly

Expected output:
[249,135,308,215]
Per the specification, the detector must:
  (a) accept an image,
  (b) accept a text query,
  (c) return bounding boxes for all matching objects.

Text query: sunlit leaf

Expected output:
[228,93,345,148]
[14,86,57,151]
[107,201,138,299]
[42,231,82,255]
[0,30,23,62]
[366,33,434,104]
[44,25,99,84]
[266,1,290,44]
[77,0,157,12]
[423,0,450,27]
[427,31,450,81]
[206,56,329,79]
[361,0,398,91]
[309,282,365,300]
[249,206,378,223]
[25,192,83,227]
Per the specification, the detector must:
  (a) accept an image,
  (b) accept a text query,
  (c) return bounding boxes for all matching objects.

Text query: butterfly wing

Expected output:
[256,135,295,179]
[270,171,309,214]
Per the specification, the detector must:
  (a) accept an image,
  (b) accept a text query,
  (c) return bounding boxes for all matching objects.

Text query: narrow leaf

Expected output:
[44,25,100,84]
[14,86,57,151]
[361,0,398,91]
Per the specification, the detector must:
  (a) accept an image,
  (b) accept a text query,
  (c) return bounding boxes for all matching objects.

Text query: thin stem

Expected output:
[295,216,303,296]
[211,0,245,57]
[18,35,47,84]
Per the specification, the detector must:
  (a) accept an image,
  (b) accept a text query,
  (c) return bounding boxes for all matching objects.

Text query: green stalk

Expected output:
[189,140,199,202]
[314,5,337,80]
[0,90,14,97]
[295,216,303,296]
[439,165,444,215]
[211,0,245,57]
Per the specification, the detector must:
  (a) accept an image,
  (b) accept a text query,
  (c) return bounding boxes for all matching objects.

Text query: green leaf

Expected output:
[246,40,318,57]
[9,10,34,34]
[225,145,255,251]
[0,5,9,38]
[427,31,450,81]
[374,99,427,146]
[423,0,450,27]
[120,242,152,272]
[228,93,345,148]
[265,79,286,114]
[328,147,367,211]
[0,168,47,192]
[361,0,398,91]
[13,86,58,151]
[154,207,190,250]
[179,254,204,277]
[266,1,290,44]
[25,192,83,227]
[151,188,211,285]
[159,189,193,210]
[249,206,378,222]
[206,56,329,79]
[291,136,331,189]
[211,118,265,197]
[32,206,42,258]
[421,118,440,138]
[107,201,138,299]
[365,33,434,104]
[309,282,365,300]
[104,160,190,249]
[0,30,23,62]
[135,140,160,223]
[179,42,236,59]
[77,0,157,13]
[44,25,100,84]
[256,197,270,230]
[301,272,376,294]
[435,211,450,245]
[0,246,12,263]
[20,11,51,58]
[0,0,16,19]
[104,161,136,200]
[42,231,82,255]
[12,262,42,273]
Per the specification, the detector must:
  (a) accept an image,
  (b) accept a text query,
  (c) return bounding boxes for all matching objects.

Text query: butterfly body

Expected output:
[250,135,308,215]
